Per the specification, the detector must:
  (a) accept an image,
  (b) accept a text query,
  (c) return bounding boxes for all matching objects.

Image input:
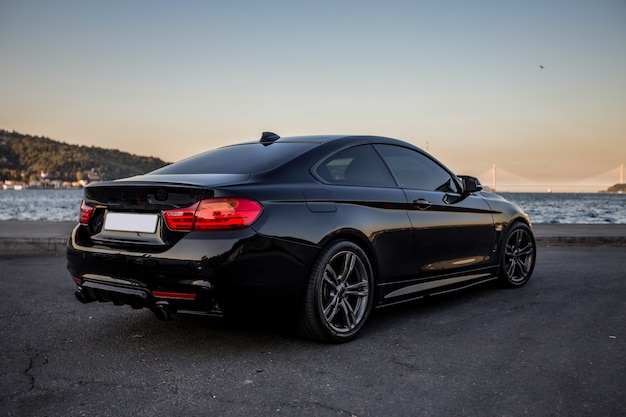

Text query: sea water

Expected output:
[0,189,624,224]
[0,189,83,221]
[500,192,626,224]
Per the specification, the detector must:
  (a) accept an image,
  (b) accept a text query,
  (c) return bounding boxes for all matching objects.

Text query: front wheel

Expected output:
[297,241,374,343]
[499,222,536,287]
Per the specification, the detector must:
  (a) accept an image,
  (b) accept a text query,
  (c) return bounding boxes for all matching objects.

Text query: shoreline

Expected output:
[1,221,625,253]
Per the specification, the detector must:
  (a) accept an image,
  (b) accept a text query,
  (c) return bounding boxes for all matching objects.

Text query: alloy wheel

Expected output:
[501,224,536,286]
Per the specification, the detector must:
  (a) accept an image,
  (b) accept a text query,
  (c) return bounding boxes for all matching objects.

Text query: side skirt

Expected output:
[376,270,498,308]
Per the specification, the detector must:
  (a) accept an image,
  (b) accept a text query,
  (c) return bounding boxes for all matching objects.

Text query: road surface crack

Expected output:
[24,353,49,390]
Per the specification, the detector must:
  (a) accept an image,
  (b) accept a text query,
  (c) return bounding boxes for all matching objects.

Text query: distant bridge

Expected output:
[475,164,624,193]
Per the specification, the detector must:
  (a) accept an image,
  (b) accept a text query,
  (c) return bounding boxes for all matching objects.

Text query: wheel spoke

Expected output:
[506,259,516,277]
[505,242,516,256]
[345,281,369,297]
[518,259,529,276]
[323,293,341,322]
[339,252,357,284]
[324,264,339,286]
[518,244,534,256]
[339,299,357,330]
[321,263,342,322]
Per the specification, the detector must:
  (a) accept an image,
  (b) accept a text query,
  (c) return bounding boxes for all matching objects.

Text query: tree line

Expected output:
[0,129,169,183]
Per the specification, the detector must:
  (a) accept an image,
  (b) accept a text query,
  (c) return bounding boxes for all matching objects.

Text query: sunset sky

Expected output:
[1,0,625,192]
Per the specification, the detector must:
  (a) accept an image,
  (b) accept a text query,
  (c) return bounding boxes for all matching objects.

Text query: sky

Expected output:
[1,0,625,192]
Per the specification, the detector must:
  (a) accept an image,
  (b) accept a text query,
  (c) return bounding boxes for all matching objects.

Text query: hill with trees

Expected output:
[0,129,169,186]
[602,183,626,193]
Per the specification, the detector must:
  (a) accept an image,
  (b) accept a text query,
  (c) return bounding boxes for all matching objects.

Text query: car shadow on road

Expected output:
[80,280,518,354]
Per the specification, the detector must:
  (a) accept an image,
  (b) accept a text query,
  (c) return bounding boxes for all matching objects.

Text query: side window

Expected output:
[375,144,460,193]
[315,145,396,187]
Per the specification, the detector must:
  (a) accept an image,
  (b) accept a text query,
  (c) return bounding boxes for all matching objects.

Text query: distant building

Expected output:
[2,180,28,190]
[87,169,101,182]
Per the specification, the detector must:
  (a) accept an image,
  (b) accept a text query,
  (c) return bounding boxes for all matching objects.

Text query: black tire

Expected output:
[297,240,374,343]
[499,222,536,287]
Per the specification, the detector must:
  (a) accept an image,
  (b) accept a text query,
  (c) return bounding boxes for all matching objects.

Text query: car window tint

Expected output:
[316,145,396,187]
[151,143,316,175]
[375,144,459,192]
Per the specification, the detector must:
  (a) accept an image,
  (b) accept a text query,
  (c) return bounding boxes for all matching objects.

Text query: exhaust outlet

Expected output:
[154,302,177,321]
[75,289,96,304]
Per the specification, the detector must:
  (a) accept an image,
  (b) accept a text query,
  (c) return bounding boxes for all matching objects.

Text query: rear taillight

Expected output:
[162,203,197,230]
[79,200,95,225]
[162,198,262,231]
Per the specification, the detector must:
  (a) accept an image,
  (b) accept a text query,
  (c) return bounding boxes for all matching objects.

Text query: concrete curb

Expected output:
[0,237,69,253]
[0,221,74,254]
[0,221,625,254]
[531,224,626,247]
[536,236,626,246]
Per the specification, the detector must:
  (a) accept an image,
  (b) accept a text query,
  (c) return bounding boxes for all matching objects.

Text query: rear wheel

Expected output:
[297,240,374,343]
[499,222,536,287]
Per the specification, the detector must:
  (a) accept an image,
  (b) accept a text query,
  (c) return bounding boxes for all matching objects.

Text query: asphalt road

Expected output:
[1,247,625,417]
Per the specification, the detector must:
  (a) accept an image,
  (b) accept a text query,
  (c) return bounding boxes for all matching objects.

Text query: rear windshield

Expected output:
[150,142,316,175]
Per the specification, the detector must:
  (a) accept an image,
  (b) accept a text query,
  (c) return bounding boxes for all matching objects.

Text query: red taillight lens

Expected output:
[79,200,95,225]
[194,198,262,230]
[162,202,198,231]
[162,198,262,231]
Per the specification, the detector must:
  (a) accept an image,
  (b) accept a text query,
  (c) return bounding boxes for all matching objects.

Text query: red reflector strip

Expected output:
[152,291,197,300]
[72,276,82,285]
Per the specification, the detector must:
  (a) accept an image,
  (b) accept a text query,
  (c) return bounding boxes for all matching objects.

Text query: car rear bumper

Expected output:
[66,225,319,315]
[73,277,221,319]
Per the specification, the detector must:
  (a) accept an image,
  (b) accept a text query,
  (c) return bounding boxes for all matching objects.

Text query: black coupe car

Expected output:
[67,132,536,342]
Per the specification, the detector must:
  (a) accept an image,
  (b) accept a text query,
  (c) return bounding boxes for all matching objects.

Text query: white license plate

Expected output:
[104,212,158,233]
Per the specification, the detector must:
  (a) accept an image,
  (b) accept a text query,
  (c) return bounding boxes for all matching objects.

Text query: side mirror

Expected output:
[459,176,483,194]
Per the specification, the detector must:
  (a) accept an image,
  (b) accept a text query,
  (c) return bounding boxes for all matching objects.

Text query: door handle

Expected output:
[412,198,432,210]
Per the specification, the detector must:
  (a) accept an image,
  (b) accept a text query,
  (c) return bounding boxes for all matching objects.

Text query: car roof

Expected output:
[144,133,425,179]
[248,133,418,148]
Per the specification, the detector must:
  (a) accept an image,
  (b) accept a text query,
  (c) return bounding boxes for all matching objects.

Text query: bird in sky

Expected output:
[539,65,545,69]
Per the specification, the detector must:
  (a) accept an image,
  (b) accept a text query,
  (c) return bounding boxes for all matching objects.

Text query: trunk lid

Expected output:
[78,174,250,250]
